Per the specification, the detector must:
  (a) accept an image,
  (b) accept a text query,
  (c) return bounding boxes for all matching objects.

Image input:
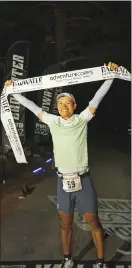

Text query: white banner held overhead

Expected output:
[4,65,131,96]
[0,65,131,163]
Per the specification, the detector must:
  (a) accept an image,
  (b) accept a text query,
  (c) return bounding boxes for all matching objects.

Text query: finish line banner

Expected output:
[0,65,131,163]
[0,261,131,268]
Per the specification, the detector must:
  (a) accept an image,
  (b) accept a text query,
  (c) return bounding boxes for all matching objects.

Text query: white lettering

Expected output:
[12,68,23,77]
[12,77,42,87]
[9,96,20,121]
[42,96,51,106]
[42,106,49,112]
[13,54,24,63]
[41,89,53,113]
[13,61,23,70]
[10,96,19,105]
[10,105,20,120]
[44,91,52,98]
[0,92,10,113]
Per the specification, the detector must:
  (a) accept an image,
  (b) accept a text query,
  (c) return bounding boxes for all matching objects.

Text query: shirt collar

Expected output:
[60,115,75,125]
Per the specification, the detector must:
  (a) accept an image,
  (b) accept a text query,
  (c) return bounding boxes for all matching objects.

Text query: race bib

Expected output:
[62,174,82,192]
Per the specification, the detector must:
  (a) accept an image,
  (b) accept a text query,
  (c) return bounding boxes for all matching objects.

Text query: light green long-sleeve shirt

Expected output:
[41,107,94,173]
[50,115,88,171]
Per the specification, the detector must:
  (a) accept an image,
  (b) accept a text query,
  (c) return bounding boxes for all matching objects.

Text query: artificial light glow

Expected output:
[33,167,45,173]
[46,158,52,163]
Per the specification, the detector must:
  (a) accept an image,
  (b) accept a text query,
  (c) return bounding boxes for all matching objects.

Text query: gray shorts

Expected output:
[57,172,98,214]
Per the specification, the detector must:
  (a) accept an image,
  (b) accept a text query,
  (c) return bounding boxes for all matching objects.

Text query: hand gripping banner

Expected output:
[0,65,131,163]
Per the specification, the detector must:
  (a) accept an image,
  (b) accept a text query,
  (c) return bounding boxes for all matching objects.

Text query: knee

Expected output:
[89,219,102,231]
[58,211,73,230]
[85,214,102,231]
[60,221,72,230]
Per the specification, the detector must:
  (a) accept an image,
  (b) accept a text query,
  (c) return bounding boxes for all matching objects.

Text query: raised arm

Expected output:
[4,80,54,124]
[10,93,43,120]
[88,62,118,115]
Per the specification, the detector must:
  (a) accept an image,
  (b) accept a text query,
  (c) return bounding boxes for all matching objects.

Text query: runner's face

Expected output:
[57,96,77,119]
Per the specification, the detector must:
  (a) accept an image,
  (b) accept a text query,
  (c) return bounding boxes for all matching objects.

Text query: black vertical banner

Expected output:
[2,41,30,153]
[34,63,63,143]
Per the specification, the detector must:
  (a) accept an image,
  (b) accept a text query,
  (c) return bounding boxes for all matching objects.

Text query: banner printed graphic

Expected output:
[0,65,131,163]
[0,261,131,268]
[34,64,63,137]
[1,88,27,162]
[2,41,30,153]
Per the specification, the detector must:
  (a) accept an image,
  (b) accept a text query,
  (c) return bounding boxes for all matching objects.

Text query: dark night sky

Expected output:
[0,1,131,145]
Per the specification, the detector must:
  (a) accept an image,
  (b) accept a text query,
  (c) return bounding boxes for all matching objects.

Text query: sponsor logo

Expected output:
[10,55,25,122]
[12,55,24,80]
[101,66,130,78]
[49,69,93,82]
[13,77,42,87]
[15,123,24,136]
[35,123,50,136]
[9,96,20,121]
[8,119,22,155]
[0,92,10,113]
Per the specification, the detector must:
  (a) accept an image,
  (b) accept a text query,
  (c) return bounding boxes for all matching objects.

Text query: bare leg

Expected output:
[58,210,74,255]
[84,212,104,259]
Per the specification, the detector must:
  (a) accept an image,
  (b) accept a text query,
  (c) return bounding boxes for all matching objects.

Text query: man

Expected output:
[5,62,118,268]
